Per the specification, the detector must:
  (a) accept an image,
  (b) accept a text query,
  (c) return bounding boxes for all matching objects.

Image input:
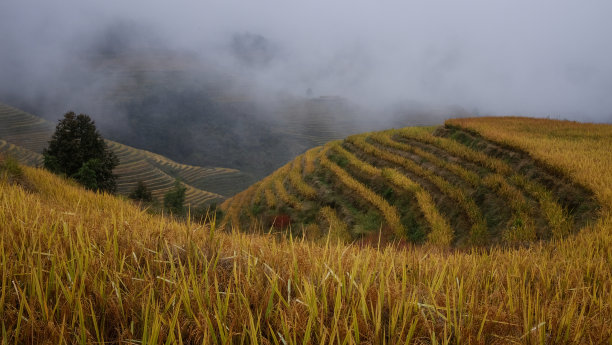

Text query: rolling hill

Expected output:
[222,118,601,247]
[0,102,254,206]
[2,115,612,343]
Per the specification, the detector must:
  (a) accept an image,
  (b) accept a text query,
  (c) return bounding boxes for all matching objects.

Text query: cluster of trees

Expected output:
[44,111,189,215]
[129,179,188,215]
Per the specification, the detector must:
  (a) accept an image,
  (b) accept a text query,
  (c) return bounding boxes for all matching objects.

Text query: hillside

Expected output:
[222,119,601,247]
[0,102,254,206]
[5,55,396,179]
[2,116,612,343]
[101,73,369,178]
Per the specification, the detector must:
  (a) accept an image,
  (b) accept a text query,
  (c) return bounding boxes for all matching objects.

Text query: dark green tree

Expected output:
[164,179,186,215]
[43,112,119,192]
[129,181,153,202]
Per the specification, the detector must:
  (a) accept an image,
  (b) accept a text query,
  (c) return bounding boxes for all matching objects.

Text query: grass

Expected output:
[331,142,452,245]
[2,117,609,343]
[381,168,453,246]
[347,134,488,244]
[224,119,598,248]
[287,156,317,200]
[319,147,405,237]
[395,126,575,240]
[446,117,612,210]
[1,160,612,343]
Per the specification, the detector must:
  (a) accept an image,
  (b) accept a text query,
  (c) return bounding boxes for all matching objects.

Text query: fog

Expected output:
[1,0,612,125]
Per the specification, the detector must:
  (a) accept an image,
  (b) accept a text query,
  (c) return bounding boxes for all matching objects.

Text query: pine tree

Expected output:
[43,112,119,192]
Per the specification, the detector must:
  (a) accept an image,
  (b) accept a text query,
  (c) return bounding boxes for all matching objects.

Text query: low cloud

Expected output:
[1,0,611,124]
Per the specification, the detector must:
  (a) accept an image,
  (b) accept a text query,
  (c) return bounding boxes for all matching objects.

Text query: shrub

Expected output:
[129,181,153,202]
[164,179,186,215]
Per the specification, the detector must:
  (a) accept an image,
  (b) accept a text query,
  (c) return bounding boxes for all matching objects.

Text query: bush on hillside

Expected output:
[164,179,186,215]
[43,112,119,192]
[0,154,22,178]
[129,181,154,203]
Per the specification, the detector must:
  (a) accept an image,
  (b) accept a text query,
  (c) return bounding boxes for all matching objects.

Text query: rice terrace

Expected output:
[2,1,612,344]
[2,114,612,343]
[0,102,254,206]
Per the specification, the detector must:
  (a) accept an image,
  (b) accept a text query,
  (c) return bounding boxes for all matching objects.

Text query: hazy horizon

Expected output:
[1,0,611,124]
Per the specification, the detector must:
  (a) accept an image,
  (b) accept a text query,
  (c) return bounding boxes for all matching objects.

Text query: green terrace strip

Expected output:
[265,187,277,209]
[252,177,271,205]
[510,174,572,238]
[397,126,513,176]
[275,179,302,210]
[332,142,452,245]
[371,131,481,187]
[288,155,317,199]
[319,146,405,237]
[482,174,536,242]
[330,142,380,177]
[372,131,537,243]
[347,134,487,244]
[381,168,454,246]
[395,127,574,238]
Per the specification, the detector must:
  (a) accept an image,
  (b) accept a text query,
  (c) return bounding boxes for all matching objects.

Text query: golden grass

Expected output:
[319,147,405,237]
[447,117,612,211]
[348,134,487,244]
[288,156,317,199]
[319,206,351,242]
[333,142,453,245]
[2,117,612,343]
[303,147,321,175]
[397,125,574,239]
[372,131,481,187]
[382,168,453,246]
[264,188,277,209]
[274,179,302,210]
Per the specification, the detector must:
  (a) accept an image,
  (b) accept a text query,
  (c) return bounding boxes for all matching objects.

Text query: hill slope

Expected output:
[1,117,612,343]
[0,102,254,206]
[222,118,601,247]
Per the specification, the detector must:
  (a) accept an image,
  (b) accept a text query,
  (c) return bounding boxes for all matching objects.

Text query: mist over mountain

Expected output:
[1,0,611,176]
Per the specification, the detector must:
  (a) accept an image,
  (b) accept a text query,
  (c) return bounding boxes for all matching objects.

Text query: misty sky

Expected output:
[1,0,611,123]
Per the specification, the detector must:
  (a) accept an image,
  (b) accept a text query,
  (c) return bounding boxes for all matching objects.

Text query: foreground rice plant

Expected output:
[2,163,611,344]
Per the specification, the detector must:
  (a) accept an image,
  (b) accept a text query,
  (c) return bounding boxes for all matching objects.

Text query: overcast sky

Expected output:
[1,0,611,123]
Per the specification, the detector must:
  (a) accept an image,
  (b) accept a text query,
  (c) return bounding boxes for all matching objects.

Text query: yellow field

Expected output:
[224,118,594,248]
[447,117,612,211]
[1,117,612,343]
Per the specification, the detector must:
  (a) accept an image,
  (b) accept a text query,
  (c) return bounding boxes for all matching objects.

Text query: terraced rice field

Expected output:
[222,123,599,247]
[3,117,612,343]
[0,103,253,206]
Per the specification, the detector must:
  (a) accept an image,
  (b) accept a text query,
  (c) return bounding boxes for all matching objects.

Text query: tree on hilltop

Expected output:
[43,112,119,192]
